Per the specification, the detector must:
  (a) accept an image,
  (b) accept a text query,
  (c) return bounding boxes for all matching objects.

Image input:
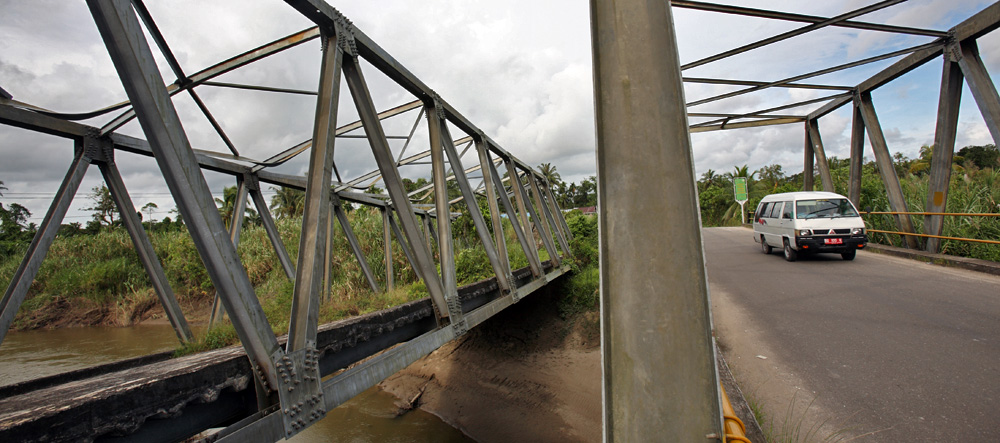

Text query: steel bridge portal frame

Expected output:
[0,0,572,440]
[594,0,1000,441]
[674,1,1000,254]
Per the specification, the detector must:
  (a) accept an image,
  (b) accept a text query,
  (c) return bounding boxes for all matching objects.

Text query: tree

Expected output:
[538,162,561,187]
[957,144,999,170]
[86,184,117,227]
[0,202,32,239]
[216,186,259,228]
[270,186,305,219]
[142,202,158,232]
[755,164,785,192]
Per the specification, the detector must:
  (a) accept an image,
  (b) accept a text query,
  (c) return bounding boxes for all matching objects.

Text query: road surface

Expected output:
[704,227,1000,442]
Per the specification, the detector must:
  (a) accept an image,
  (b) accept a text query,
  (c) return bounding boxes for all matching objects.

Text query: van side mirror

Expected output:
[864,206,872,213]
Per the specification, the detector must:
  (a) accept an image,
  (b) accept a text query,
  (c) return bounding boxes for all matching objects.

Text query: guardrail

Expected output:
[860,211,1000,246]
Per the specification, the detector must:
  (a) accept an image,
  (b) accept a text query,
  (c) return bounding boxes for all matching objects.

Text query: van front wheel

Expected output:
[841,250,856,261]
[761,236,772,254]
[783,239,797,262]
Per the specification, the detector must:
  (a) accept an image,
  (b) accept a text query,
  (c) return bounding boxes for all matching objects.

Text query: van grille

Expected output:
[818,229,851,235]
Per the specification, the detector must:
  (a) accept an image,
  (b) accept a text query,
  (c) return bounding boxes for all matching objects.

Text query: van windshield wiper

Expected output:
[805,207,836,219]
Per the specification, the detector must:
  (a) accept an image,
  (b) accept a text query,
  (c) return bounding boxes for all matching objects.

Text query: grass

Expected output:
[2,201,600,357]
[744,388,854,443]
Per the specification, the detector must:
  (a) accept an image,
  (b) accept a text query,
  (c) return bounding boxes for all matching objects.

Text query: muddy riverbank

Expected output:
[381,288,602,442]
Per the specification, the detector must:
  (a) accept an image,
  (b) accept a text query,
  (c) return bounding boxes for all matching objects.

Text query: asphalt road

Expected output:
[703,227,1000,442]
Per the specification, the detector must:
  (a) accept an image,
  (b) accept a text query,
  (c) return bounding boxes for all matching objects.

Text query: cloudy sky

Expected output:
[1,0,997,224]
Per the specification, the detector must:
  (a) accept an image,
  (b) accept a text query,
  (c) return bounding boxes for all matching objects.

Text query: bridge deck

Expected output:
[0,264,562,442]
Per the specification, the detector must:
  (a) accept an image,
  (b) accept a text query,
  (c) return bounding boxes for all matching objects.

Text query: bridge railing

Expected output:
[861,211,1000,248]
[0,0,572,440]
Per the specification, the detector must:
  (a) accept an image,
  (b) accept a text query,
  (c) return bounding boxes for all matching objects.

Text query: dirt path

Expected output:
[379,289,602,442]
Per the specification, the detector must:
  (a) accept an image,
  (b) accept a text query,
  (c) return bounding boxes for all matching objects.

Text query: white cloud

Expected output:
[1,0,998,225]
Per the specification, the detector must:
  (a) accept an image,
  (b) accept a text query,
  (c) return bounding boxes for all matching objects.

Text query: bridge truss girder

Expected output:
[678,1,1000,254]
[0,0,571,440]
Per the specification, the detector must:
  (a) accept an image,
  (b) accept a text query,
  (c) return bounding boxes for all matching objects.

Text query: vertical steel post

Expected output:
[803,124,814,191]
[486,153,542,277]
[507,162,543,268]
[543,181,573,242]
[87,0,280,388]
[856,92,920,249]
[0,147,90,345]
[325,203,334,300]
[849,103,866,207]
[956,40,1000,145]
[925,54,963,253]
[438,121,511,293]
[99,158,193,342]
[475,141,512,280]
[210,177,250,327]
[515,166,559,267]
[421,214,436,258]
[287,32,341,354]
[528,173,568,262]
[341,54,451,322]
[249,184,295,280]
[807,119,835,192]
[426,103,459,314]
[507,162,534,236]
[591,0,724,440]
[381,207,393,291]
[387,211,420,283]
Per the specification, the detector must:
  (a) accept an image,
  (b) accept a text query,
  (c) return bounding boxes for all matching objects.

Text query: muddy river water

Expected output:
[0,324,472,442]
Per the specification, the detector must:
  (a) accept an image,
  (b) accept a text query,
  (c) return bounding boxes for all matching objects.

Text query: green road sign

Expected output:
[733,177,748,202]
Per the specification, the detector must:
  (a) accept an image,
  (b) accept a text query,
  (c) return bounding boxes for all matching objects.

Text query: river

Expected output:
[0,324,472,442]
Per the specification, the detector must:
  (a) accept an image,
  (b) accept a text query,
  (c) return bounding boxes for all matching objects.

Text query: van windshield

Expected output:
[795,198,858,219]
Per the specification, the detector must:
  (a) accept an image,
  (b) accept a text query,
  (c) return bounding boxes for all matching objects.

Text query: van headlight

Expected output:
[852,228,865,235]
[798,229,812,236]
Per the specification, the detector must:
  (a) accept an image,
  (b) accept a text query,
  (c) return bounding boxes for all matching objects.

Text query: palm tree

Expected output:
[270,186,305,219]
[538,162,561,187]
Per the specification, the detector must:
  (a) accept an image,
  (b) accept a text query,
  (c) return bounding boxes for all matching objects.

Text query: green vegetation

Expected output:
[697,144,1000,262]
[556,210,600,318]
[0,160,602,352]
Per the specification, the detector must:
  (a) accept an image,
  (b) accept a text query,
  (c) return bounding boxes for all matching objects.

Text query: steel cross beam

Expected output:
[683,77,852,91]
[681,0,907,71]
[690,93,849,128]
[514,165,560,268]
[476,139,513,283]
[806,120,835,192]
[0,148,90,345]
[529,173,570,259]
[486,150,542,278]
[855,92,920,249]
[671,1,947,38]
[340,52,451,323]
[436,115,512,294]
[687,41,941,108]
[955,40,1000,146]
[87,0,282,390]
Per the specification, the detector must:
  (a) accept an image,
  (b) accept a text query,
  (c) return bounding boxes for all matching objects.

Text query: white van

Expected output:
[752,191,867,261]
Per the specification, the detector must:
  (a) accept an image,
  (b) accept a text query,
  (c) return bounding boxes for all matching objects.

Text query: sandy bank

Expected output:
[380,289,602,442]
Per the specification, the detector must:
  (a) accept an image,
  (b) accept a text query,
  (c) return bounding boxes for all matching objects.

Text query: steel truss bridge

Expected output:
[1,0,999,441]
